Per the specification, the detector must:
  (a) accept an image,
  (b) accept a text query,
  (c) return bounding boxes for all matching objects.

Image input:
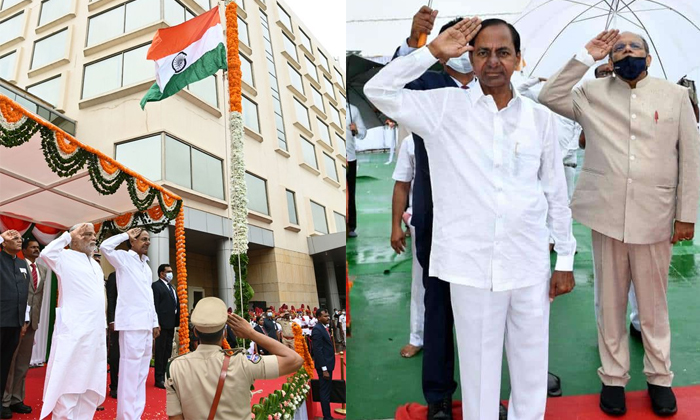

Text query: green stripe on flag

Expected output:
[140,43,227,109]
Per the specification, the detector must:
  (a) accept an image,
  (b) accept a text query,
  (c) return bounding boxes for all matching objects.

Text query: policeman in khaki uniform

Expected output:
[277,310,295,350]
[165,298,303,420]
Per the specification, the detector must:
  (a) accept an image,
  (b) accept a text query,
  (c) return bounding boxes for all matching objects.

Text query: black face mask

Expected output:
[613,56,647,80]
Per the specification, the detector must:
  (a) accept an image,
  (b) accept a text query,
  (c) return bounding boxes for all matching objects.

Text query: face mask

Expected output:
[342,311,345,315]
[613,56,647,80]
[446,52,473,74]
[165,272,173,282]
[267,312,272,317]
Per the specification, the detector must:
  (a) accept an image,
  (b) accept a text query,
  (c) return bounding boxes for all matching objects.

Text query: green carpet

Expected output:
[346,151,700,420]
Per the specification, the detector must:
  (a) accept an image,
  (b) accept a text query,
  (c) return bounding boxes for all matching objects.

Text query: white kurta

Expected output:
[39,232,106,419]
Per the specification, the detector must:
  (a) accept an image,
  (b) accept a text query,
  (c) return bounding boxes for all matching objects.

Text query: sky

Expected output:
[284,0,346,68]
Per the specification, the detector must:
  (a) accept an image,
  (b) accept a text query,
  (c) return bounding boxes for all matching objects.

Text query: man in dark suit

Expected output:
[152,263,179,389]
[253,316,270,355]
[312,309,335,420]
[106,271,120,399]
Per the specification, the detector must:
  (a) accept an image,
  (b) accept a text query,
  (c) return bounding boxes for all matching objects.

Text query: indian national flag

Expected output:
[140,7,227,109]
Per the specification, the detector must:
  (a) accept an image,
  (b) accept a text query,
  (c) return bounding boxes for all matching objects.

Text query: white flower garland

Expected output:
[0,113,27,130]
[229,111,248,255]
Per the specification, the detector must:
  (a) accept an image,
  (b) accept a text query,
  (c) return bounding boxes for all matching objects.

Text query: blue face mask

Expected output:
[613,56,647,80]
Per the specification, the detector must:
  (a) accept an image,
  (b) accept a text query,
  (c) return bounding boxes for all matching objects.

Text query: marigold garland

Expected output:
[226,2,242,114]
[292,323,314,375]
[175,208,190,354]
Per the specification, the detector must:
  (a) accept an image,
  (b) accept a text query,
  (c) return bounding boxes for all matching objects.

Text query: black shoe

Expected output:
[548,372,562,397]
[110,389,118,399]
[630,322,642,341]
[600,384,626,416]
[427,397,452,420]
[1,407,12,419]
[155,381,166,389]
[96,405,104,411]
[8,403,30,414]
[499,402,508,420]
[648,383,677,416]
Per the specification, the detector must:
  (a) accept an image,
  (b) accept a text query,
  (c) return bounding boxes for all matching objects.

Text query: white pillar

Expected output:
[326,262,341,311]
[147,228,170,281]
[218,238,235,311]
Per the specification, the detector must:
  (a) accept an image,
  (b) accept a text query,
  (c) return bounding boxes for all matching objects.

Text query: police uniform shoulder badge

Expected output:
[247,353,262,364]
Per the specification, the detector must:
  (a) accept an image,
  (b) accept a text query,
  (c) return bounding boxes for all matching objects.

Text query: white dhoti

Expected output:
[52,390,101,420]
[117,329,152,420]
[451,281,550,420]
[408,225,425,348]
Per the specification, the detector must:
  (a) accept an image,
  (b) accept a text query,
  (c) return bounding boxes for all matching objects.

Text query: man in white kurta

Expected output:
[365,18,576,420]
[100,228,160,420]
[39,224,106,420]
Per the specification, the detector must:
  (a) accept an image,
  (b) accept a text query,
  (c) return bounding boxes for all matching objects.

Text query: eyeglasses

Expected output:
[612,42,644,53]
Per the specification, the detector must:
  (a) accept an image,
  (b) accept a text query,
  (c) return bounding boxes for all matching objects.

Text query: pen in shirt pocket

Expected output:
[655,110,659,124]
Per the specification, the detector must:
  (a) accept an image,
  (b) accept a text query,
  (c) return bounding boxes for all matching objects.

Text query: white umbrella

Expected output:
[514,0,700,82]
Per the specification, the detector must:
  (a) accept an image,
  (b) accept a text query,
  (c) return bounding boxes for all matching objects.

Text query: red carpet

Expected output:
[21,353,346,419]
[395,384,700,420]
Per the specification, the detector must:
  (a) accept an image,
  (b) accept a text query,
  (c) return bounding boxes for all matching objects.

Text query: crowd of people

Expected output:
[0,226,341,419]
[348,4,700,420]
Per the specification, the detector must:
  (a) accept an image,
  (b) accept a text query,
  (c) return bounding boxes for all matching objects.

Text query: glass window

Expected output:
[242,96,260,132]
[238,17,249,46]
[301,136,317,168]
[319,50,330,73]
[335,133,345,157]
[32,29,68,69]
[193,0,208,9]
[304,55,317,82]
[310,201,328,234]
[277,4,292,31]
[318,118,331,146]
[324,153,338,181]
[329,105,342,128]
[187,75,218,107]
[87,6,124,46]
[122,44,152,87]
[323,77,335,99]
[164,0,185,26]
[283,34,297,62]
[334,212,346,232]
[125,0,160,32]
[83,55,122,98]
[334,67,344,86]
[115,135,162,181]
[0,51,17,80]
[185,9,195,20]
[192,148,224,199]
[299,29,312,52]
[165,135,192,189]
[240,53,253,86]
[27,76,61,106]
[287,63,304,94]
[39,0,70,27]
[338,93,346,110]
[234,0,244,8]
[286,190,298,224]
[0,12,23,46]
[294,98,310,130]
[245,173,269,215]
[1,0,23,11]
[311,87,325,112]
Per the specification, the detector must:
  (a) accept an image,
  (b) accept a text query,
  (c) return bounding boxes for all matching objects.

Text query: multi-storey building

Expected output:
[0,0,347,312]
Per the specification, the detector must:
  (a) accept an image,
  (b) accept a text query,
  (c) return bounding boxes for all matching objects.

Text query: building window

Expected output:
[283,33,297,62]
[165,135,191,188]
[193,0,209,9]
[164,0,195,27]
[27,75,61,107]
[294,98,310,130]
[245,172,269,215]
[334,212,346,232]
[319,50,330,73]
[234,0,244,9]
[165,134,224,199]
[240,53,254,87]
[318,118,331,146]
[242,95,260,132]
[0,12,23,46]
[330,105,342,128]
[87,0,160,47]
[115,135,162,182]
[286,189,298,224]
[185,75,218,107]
[310,201,328,234]
[335,133,345,157]
[311,87,325,113]
[82,44,151,99]
[0,51,17,80]
[287,63,304,94]
[260,10,287,151]
[238,16,249,46]
[334,67,344,86]
[39,0,70,27]
[277,4,292,32]
[338,93,346,110]
[323,77,335,100]
[324,153,338,181]
[299,29,312,52]
[32,29,68,70]
[301,136,317,169]
[0,0,23,11]
[304,55,318,83]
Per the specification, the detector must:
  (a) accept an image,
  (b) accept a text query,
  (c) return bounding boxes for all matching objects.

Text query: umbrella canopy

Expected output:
[514,0,700,82]
[346,53,388,130]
